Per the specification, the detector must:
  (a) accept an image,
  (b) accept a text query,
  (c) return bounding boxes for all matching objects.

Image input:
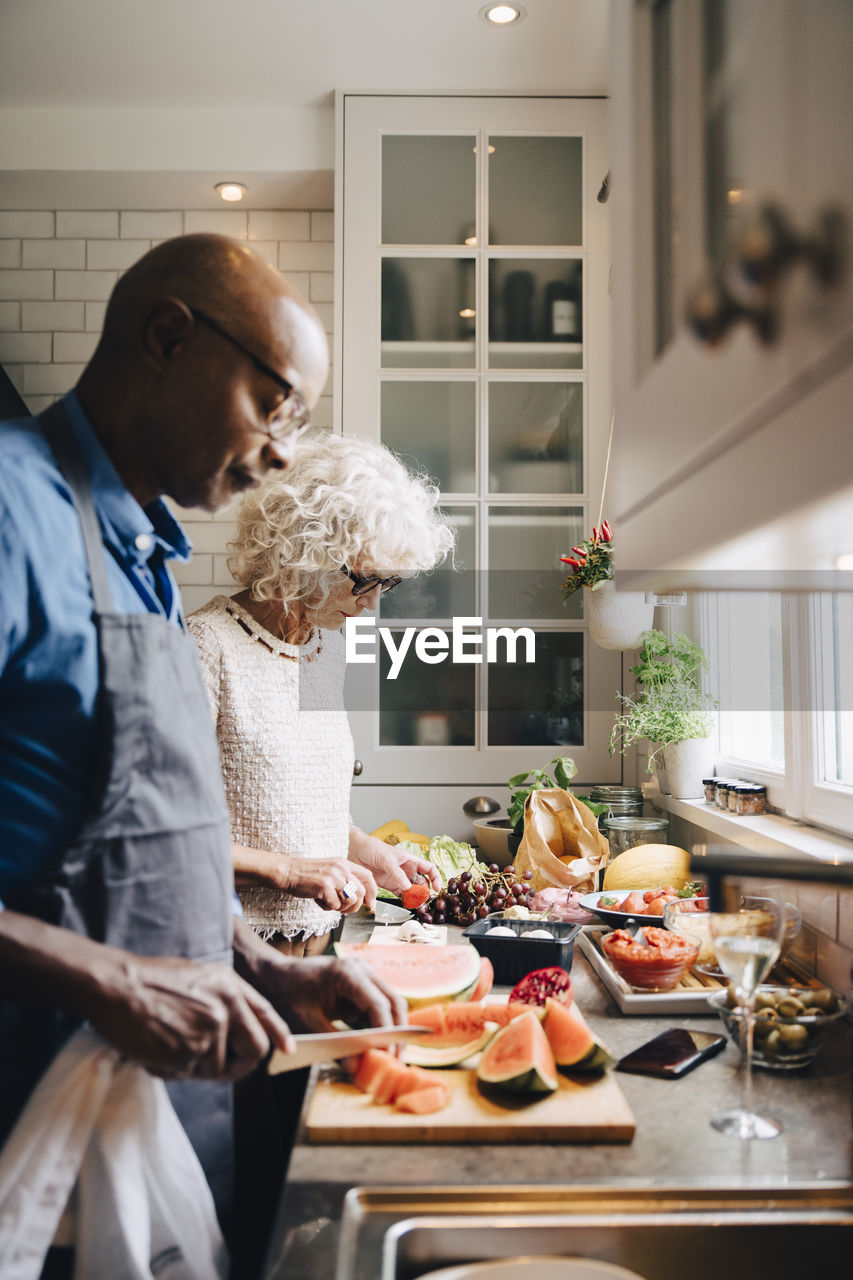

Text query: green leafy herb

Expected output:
[506,755,578,836]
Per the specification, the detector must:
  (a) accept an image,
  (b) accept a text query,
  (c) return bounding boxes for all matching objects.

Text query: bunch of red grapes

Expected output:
[414,864,536,927]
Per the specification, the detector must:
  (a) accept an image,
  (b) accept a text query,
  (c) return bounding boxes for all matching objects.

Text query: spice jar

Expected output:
[601,814,670,859]
[735,784,767,815]
[715,780,735,809]
[703,777,723,804]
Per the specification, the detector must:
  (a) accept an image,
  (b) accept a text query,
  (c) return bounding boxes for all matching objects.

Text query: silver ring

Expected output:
[341,879,359,900]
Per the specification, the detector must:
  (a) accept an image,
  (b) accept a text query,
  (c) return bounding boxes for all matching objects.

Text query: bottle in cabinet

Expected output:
[544,274,581,342]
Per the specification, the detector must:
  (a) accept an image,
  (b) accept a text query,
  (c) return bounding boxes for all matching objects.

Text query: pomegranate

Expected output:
[509,966,573,1008]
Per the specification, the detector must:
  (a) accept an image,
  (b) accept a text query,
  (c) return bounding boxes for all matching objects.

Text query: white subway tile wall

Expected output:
[0,205,335,615]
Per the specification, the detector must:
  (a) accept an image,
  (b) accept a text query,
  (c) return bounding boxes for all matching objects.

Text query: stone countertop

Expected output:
[262,918,853,1279]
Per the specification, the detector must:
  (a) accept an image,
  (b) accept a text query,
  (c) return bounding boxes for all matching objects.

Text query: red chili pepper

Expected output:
[602,519,613,541]
[592,526,599,542]
[566,557,580,569]
[560,555,574,564]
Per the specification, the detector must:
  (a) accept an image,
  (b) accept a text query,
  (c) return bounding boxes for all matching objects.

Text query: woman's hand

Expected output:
[282,858,377,914]
[232,842,377,912]
[347,827,442,897]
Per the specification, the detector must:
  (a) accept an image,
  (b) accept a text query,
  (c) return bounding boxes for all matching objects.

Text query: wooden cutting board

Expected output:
[304,1010,636,1145]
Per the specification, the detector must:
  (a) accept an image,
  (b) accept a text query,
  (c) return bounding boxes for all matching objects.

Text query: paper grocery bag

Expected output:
[513,788,609,894]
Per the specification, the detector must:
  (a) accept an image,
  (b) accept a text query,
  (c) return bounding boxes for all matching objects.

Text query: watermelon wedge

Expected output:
[334,942,482,1008]
[468,956,494,1002]
[542,998,614,1073]
[476,1010,558,1096]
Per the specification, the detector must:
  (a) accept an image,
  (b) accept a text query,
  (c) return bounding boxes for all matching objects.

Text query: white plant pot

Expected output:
[586,580,654,651]
[662,738,714,799]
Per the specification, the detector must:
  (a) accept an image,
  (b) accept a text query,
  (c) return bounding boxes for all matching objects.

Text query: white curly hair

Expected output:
[228,430,456,608]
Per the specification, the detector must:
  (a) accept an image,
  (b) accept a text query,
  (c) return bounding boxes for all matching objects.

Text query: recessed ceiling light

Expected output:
[481,4,526,26]
[215,182,247,202]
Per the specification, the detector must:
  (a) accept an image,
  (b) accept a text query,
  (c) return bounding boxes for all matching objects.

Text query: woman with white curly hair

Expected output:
[188,431,453,955]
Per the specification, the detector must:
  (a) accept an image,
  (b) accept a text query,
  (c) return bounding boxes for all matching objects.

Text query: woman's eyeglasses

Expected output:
[341,566,402,597]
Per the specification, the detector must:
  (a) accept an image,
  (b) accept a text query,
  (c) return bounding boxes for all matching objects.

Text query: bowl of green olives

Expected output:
[708,984,849,1070]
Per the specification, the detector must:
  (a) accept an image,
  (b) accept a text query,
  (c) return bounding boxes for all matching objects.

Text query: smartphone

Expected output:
[616,1028,726,1079]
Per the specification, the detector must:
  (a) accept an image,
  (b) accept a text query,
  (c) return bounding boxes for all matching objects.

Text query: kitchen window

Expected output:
[700,590,853,837]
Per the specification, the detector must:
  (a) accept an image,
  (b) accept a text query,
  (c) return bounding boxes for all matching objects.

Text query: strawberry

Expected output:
[401,876,431,911]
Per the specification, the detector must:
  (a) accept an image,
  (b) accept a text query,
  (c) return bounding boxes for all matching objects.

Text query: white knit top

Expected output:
[187,594,354,941]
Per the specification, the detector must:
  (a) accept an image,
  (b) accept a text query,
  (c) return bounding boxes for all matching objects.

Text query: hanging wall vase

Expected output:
[585,579,654,651]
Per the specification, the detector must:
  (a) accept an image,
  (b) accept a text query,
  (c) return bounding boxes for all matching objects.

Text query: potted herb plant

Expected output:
[560,520,653,650]
[609,630,716,798]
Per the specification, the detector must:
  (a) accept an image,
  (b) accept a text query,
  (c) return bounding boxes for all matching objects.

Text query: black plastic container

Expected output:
[462,916,582,986]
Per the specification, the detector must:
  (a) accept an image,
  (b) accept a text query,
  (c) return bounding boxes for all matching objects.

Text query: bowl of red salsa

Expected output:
[600,925,700,991]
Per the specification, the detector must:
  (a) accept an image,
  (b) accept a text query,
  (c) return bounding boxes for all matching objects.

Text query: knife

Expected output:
[267,1024,432,1074]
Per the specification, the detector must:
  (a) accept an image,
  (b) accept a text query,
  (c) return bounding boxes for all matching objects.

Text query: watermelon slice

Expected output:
[468,956,494,1002]
[353,1048,392,1094]
[334,942,482,1008]
[542,998,614,1073]
[403,1024,496,1068]
[394,1084,451,1114]
[476,1010,558,1096]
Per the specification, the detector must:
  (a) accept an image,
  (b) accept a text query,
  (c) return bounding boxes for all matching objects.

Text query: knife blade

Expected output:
[267,1024,432,1075]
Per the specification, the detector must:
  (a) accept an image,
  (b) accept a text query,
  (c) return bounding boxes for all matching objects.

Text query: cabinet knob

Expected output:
[352,758,363,777]
[737,203,847,291]
[686,272,778,347]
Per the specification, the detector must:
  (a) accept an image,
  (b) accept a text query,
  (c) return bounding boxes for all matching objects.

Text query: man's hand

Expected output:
[347,826,442,897]
[0,910,294,1083]
[233,917,408,1036]
[90,953,295,1081]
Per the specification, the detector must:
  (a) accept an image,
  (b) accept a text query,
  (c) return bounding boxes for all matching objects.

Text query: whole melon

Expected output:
[602,843,691,892]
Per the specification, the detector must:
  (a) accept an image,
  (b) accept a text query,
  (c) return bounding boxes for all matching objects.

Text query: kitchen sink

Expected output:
[335,1185,853,1280]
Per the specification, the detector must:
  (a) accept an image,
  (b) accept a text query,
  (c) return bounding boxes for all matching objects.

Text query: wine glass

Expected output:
[709,892,786,1139]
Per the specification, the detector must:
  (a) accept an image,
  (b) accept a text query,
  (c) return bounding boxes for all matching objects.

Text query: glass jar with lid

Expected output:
[601,814,670,859]
[588,785,644,832]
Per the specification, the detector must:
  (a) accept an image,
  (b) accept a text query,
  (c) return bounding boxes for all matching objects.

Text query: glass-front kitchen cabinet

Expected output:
[335,94,619,820]
[608,0,853,580]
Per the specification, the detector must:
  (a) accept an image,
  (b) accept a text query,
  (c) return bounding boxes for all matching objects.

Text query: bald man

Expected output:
[0,235,406,1256]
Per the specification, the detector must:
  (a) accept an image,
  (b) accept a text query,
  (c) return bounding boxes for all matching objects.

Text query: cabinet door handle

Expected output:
[737,203,847,291]
[686,272,778,347]
[352,758,363,776]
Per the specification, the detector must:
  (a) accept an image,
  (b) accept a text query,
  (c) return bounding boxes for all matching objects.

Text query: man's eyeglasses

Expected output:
[188,306,311,441]
[341,566,402,597]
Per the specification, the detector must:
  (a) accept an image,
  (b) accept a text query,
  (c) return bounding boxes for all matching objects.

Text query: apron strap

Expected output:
[39,401,115,615]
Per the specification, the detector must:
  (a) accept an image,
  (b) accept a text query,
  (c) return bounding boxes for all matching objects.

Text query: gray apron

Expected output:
[0,401,237,1227]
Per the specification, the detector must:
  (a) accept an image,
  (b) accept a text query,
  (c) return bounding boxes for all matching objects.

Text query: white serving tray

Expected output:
[578,927,723,1015]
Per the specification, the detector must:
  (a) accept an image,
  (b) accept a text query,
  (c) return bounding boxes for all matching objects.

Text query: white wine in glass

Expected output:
[709,894,785,1140]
